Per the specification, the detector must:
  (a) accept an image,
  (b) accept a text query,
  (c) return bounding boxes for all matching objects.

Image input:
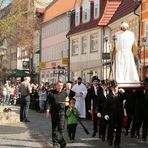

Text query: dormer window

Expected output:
[82,0,90,23]
[75,5,80,26]
[94,0,100,19]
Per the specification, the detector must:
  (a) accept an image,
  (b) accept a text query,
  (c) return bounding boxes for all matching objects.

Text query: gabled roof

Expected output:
[67,0,121,36]
[43,0,76,23]
[109,0,139,24]
[98,0,121,25]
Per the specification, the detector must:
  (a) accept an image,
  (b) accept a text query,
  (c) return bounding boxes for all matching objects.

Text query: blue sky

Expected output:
[0,0,13,10]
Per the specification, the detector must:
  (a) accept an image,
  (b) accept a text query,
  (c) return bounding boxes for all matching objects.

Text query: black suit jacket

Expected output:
[67,90,75,100]
[87,85,100,113]
[97,88,108,116]
[105,91,125,117]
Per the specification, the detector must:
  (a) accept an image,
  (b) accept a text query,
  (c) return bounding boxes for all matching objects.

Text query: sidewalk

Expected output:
[0,105,51,148]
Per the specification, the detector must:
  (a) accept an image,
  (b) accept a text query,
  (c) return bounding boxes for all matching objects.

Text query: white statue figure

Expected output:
[113,22,140,86]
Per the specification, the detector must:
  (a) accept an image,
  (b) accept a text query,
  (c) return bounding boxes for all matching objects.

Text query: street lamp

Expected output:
[0,45,7,82]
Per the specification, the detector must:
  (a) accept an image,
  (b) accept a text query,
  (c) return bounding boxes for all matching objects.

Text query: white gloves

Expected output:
[104,115,109,120]
[97,112,101,118]
[119,88,125,94]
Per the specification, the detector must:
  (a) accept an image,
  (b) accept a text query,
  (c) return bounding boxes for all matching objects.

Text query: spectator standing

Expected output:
[38,86,47,113]
[20,77,32,122]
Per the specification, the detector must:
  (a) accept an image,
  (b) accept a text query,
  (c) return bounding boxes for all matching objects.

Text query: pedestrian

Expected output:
[45,80,67,148]
[66,98,80,142]
[142,77,148,142]
[38,86,47,113]
[97,80,109,141]
[104,80,126,148]
[20,77,32,122]
[85,82,91,119]
[65,81,75,115]
[71,77,87,118]
[87,76,100,137]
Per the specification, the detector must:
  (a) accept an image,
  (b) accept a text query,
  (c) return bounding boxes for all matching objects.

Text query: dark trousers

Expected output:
[100,118,108,140]
[142,115,148,140]
[51,113,65,145]
[20,95,30,121]
[67,124,77,140]
[107,114,123,146]
[93,113,98,134]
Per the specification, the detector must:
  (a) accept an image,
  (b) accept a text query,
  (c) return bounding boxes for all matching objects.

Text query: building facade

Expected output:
[41,0,76,83]
[141,0,148,79]
[67,0,121,83]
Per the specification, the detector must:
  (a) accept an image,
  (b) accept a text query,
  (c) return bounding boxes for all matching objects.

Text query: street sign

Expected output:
[62,57,68,64]
[40,62,46,69]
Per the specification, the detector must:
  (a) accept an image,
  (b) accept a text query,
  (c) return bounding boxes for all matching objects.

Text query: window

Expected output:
[94,0,100,19]
[90,33,99,52]
[75,5,80,26]
[72,39,79,55]
[81,36,87,54]
[82,0,90,23]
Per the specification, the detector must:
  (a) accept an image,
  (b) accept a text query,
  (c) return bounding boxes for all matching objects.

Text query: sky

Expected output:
[34,0,53,8]
[0,0,13,9]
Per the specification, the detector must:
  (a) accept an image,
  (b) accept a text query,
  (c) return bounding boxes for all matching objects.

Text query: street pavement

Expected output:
[0,105,148,148]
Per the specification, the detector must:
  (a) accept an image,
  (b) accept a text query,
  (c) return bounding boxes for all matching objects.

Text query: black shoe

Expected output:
[92,132,96,137]
[114,145,121,148]
[125,131,128,136]
[23,119,30,122]
[102,137,105,141]
[58,138,66,148]
[107,140,112,146]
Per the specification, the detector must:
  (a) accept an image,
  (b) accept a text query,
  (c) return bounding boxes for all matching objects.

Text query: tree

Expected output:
[0,0,35,49]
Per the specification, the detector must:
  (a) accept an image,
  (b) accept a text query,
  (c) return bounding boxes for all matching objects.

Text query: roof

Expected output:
[43,0,76,23]
[109,0,139,24]
[98,0,121,26]
[67,0,121,36]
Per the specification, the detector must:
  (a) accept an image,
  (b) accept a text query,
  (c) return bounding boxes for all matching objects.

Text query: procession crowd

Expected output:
[0,76,148,148]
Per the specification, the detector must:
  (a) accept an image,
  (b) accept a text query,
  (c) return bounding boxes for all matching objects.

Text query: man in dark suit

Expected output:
[97,80,109,141]
[142,77,148,142]
[87,76,100,137]
[104,80,126,148]
[65,81,75,112]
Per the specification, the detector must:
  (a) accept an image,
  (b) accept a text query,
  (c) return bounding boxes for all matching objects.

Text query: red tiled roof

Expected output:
[98,0,121,25]
[109,0,139,24]
[43,0,76,23]
[67,0,122,36]
[67,0,108,36]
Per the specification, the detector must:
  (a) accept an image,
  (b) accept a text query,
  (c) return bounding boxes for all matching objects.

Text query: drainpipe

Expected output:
[134,1,142,47]
[134,0,142,79]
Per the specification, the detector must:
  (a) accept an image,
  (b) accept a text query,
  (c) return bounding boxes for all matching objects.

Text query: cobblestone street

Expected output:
[0,105,148,148]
